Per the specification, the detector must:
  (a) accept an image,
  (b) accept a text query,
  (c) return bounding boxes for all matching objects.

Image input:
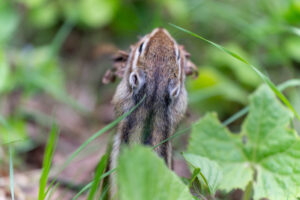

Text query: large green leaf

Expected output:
[188,85,300,200]
[118,145,194,200]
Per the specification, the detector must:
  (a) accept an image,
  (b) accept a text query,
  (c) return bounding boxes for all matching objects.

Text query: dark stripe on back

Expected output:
[160,85,172,163]
[142,70,159,145]
[160,107,170,164]
[122,80,147,144]
[122,113,136,144]
[142,110,154,145]
[122,83,147,143]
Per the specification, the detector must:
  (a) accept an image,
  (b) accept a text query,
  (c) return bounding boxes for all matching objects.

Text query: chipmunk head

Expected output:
[127,28,184,105]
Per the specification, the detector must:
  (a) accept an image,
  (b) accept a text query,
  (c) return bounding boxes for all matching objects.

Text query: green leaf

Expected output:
[183,153,222,195]
[188,85,300,200]
[188,113,253,191]
[118,145,194,200]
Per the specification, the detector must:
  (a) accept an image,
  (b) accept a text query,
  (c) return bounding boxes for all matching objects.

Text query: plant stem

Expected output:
[242,181,253,200]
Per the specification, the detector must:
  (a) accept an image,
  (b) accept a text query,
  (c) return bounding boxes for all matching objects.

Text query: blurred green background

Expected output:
[0,0,300,189]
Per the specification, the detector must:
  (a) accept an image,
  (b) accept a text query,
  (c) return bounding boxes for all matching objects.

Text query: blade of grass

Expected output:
[198,171,210,195]
[186,161,211,195]
[99,184,110,200]
[38,124,60,200]
[87,154,109,200]
[152,125,191,150]
[170,24,300,121]
[9,145,15,200]
[278,79,300,91]
[51,18,74,56]
[72,169,115,200]
[189,168,201,189]
[45,96,145,196]
[72,182,93,200]
[222,107,249,126]
[46,183,59,200]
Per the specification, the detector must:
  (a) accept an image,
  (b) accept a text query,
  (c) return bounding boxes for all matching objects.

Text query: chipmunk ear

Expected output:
[102,50,129,84]
[179,45,198,78]
[169,85,180,99]
[168,79,181,100]
[129,71,146,92]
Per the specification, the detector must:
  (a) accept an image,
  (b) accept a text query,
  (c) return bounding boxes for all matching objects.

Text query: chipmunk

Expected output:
[102,28,198,199]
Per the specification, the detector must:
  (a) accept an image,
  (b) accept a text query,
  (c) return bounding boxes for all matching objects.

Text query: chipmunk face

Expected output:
[128,28,183,103]
[126,28,184,109]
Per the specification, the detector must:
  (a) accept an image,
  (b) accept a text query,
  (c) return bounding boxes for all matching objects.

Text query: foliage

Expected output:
[117,145,194,200]
[187,85,300,200]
